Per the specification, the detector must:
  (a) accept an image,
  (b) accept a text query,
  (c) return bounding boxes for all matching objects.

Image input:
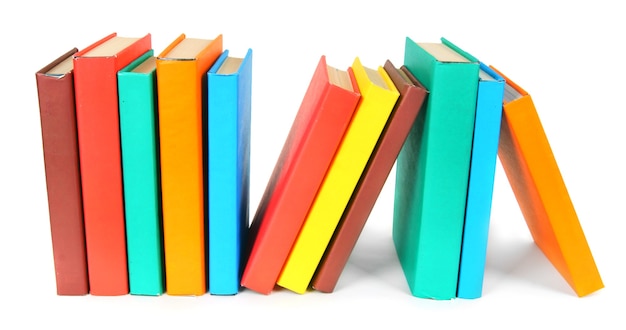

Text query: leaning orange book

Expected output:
[491,66,603,297]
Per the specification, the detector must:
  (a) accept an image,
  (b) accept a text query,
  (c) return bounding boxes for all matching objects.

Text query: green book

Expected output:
[118,50,164,296]
[393,37,479,299]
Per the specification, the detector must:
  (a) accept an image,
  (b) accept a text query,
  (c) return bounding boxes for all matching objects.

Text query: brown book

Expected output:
[311,60,427,293]
[36,48,89,295]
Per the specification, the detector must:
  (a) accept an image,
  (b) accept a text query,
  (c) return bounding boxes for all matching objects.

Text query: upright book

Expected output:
[490,66,603,297]
[73,33,152,296]
[36,48,89,295]
[277,57,399,294]
[241,55,361,295]
[207,49,253,295]
[311,60,427,293]
[156,33,223,295]
[118,50,164,296]
[455,59,505,299]
[393,37,479,300]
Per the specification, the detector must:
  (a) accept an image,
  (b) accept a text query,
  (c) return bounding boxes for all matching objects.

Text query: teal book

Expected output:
[117,50,164,296]
[394,37,479,299]
[207,49,252,295]
[456,58,505,299]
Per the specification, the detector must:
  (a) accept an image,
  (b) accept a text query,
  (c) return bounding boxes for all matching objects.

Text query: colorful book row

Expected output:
[36,33,251,296]
[36,33,603,299]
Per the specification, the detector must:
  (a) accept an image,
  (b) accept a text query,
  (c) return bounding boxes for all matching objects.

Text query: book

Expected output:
[117,50,163,296]
[393,37,479,300]
[73,33,152,296]
[207,48,253,295]
[241,55,361,295]
[156,33,223,295]
[36,48,89,296]
[456,62,505,299]
[312,60,427,293]
[490,66,604,297]
[277,57,400,294]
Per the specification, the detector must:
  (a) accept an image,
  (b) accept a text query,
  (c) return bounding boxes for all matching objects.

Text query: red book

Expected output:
[36,48,89,295]
[242,56,361,294]
[73,33,151,295]
[312,60,427,293]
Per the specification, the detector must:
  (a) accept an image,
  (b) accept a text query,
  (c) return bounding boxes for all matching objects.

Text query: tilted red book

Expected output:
[242,56,361,294]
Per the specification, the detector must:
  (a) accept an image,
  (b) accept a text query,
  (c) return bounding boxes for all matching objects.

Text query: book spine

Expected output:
[118,53,163,296]
[157,59,207,295]
[207,49,252,295]
[73,56,129,295]
[36,52,89,295]
[457,67,504,299]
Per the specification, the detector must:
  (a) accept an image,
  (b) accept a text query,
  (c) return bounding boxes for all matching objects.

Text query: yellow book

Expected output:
[277,57,399,293]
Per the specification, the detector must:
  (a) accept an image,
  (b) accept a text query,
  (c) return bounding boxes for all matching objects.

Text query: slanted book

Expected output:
[312,60,427,293]
[73,33,152,296]
[491,66,603,297]
[394,37,479,300]
[36,48,89,296]
[277,57,399,294]
[156,34,223,295]
[241,55,361,295]
[118,50,164,296]
[207,48,253,295]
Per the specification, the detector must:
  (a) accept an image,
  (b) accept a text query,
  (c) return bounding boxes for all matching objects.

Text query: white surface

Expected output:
[1,0,623,328]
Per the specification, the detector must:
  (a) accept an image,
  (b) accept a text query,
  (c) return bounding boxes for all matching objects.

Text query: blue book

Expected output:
[117,50,164,296]
[207,49,253,295]
[457,63,505,299]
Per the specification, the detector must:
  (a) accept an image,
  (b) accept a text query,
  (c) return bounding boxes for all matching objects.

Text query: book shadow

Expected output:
[334,230,408,294]
[483,237,573,296]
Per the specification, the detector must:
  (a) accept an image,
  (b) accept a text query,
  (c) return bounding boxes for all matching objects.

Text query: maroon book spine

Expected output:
[36,48,89,295]
[312,60,428,293]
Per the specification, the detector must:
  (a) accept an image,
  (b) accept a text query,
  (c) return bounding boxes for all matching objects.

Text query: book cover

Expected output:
[312,60,427,293]
[490,66,603,297]
[207,49,253,295]
[156,33,223,295]
[393,37,479,299]
[73,33,152,296]
[277,57,400,294]
[456,62,505,299]
[36,48,89,295]
[118,50,163,296]
[241,56,361,295]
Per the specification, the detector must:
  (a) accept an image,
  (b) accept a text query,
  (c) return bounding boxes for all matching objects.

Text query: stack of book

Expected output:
[35,33,603,299]
[36,32,252,296]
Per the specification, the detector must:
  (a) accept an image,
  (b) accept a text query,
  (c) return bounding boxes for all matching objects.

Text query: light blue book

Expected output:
[118,50,164,296]
[456,62,505,299]
[207,49,253,295]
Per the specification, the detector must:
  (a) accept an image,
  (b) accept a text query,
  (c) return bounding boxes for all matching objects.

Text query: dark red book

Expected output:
[36,48,89,295]
[73,33,151,295]
[241,56,361,294]
[312,60,427,293]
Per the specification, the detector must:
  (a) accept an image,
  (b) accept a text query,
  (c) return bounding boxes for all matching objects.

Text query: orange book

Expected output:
[156,34,223,295]
[73,33,151,295]
[491,66,603,297]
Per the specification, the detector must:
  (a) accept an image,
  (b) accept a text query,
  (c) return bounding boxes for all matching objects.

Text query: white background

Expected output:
[1,0,623,328]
